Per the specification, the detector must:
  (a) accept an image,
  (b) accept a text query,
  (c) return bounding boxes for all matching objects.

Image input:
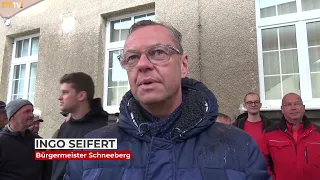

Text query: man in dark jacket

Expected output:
[64,20,270,180]
[0,99,51,179]
[260,93,320,180]
[51,72,109,180]
[0,101,8,129]
[233,92,273,143]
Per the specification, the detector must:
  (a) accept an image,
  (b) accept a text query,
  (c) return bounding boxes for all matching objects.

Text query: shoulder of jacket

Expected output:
[312,124,320,132]
[265,122,280,133]
[85,124,120,138]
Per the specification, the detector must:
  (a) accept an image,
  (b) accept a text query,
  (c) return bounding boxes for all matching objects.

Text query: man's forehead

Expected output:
[282,94,302,103]
[124,26,175,50]
[246,94,259,100]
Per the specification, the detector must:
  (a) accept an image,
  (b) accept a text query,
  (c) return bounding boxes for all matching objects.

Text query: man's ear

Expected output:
[77,91,87,102]
[180,53,188,78]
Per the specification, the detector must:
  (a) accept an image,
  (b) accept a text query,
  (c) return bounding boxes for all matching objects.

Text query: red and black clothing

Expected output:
[259,116,320,180]
[233,113,273,143]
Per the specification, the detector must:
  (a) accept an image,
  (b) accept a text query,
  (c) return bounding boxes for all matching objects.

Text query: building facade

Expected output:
[0,0,319,137]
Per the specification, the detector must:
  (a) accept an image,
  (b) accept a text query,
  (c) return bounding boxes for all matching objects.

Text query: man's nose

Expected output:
[136,53,154,71]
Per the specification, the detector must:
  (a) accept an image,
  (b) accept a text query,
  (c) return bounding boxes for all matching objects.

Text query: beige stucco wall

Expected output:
[199,0,259,120]
[0,0,259,137]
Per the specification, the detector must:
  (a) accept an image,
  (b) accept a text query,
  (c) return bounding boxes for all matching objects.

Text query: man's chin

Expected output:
[248,111,259,115]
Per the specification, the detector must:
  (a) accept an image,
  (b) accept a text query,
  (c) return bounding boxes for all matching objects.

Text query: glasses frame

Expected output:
[117,44,182,69]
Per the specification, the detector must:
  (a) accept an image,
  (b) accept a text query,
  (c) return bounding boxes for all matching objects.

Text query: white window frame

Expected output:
[104,10,155,114]
[255,0,320,110]
[7,34,39,104]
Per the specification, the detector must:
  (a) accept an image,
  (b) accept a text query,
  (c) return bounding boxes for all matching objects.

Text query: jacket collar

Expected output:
[235,113,269,130]
[279,115,310,132]
[118,77,219,142]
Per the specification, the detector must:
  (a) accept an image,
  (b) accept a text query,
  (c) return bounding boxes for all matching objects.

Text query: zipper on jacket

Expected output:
[283,129,297,153]
[305,146,308,164]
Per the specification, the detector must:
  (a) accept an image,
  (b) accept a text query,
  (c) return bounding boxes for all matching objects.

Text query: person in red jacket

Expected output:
[259,93,320,180]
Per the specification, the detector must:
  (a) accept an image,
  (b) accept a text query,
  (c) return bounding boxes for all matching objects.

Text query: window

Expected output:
[256,0,320,109]
[7,34,39,104]
[104,11,155,113]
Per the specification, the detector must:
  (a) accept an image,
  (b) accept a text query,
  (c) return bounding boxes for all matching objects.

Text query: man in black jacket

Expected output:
[0,99,51,179]
[233,92,273,143]
[51,72,109,180]
[0,101,7,129]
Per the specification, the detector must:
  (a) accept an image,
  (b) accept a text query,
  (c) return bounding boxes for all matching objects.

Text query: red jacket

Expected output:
[259,116,320,180]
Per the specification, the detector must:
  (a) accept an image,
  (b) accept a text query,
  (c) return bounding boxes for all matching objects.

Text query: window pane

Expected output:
[12,64,26,98]
[20,64,26,79]
[13,65,20,79]
[147,13,156,20]
[15,40,22,58]
[311,73,320,98]
[108,50,127,87]
[120,18,131,41]
[28,94,35,104]
[12,80,19,94]
[18,77,25,95]
[31,37,39,56]
[263,52,280,75]
[279,25,297,49]
[308,47,320,72]
[110,20,120,42]
[108,69,118,87]
[261,6,276,18]
[28,78,36,94]
[118,78,128,86]
[13,64,26,79]
[107,88,117,106]
[11,94,17,101]
[262,28,278,51]
[282,75,300,95]
[302,0,320,11]
[278,1,297,15]
[117,87,128,104]
[281,50,299,74]
[134,14,147,22]
[30,62,37,78]
[260,0,297,18]
[22,39,29,57]
[265,76,282,100]
[108,50,120,68]
[307,21,320,47]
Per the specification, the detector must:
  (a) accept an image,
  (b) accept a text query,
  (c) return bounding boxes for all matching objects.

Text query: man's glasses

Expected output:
[118,44,182,69]
[245,101,261,106]
[282,102,303,108]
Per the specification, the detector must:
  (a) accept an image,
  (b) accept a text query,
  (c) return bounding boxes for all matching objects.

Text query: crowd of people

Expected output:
[0,20,319,180]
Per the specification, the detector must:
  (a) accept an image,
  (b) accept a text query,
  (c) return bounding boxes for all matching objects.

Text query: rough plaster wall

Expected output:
[156,0,201,80]
[199,0,258,120]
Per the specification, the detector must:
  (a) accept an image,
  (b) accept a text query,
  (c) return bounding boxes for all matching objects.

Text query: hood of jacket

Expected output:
[118,77,219,142]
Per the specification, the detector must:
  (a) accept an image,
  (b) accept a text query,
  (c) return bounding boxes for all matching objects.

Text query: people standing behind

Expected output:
[216,113,232,125]
[233,92,273,143]
[0,101,8,129]
[29,108,44,134]
[0,99,51,179]
[51,72,109,180]
[65,20,270,180]
[259,93,320,180]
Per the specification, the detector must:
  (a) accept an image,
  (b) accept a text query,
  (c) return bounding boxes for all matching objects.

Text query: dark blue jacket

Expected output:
[64,78,271,180]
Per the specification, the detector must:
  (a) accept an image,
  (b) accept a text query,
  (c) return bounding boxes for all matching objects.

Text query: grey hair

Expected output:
[128,20,184,53]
